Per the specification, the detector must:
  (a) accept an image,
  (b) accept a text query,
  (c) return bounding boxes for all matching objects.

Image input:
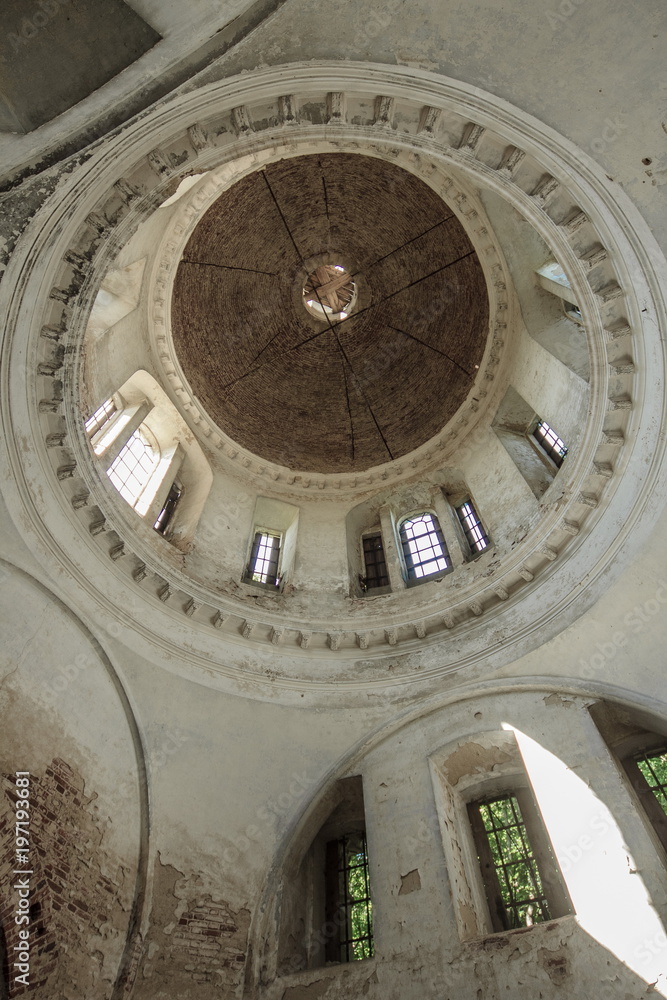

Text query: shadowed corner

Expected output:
[0,0,160,134]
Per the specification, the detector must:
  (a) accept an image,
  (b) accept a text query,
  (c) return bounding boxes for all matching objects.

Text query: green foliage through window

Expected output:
[477,795,551,929]
[636,750,667,816]
[335,833,374,961]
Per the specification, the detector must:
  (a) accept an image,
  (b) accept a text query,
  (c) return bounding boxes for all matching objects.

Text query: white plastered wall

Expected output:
[0,1,666,998]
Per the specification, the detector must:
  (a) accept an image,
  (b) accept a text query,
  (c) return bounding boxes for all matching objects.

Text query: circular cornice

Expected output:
[0,62,665,699]
[151,147,509,498]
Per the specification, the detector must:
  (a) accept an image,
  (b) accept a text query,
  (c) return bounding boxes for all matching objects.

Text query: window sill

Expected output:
[275,954,377,984]
[527,435,567,475]
[241,577,283,594]
[465,546,494,563]
[405,568,453,588]
[463,913,576,947]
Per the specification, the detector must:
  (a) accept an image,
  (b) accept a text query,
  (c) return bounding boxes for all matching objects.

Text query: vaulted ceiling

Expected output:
[172,153,488,472]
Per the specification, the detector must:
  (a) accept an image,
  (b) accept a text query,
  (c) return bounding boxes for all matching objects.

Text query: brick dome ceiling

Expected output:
[172,153,489,473]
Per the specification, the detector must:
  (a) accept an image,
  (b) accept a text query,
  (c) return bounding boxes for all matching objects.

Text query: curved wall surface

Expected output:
[0,564,147,998]
[0,4,666,997]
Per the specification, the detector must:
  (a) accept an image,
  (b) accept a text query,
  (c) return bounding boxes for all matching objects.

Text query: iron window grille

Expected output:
[85,397,117,437]
[247,531,281,586]
[533,419,568,468]
[362,534,389,589]
[468,794,551,932]
[324,831,374,963]
[399,512,449,581]
[622,747,667,852]
[154,481,182,535]
[107,427,159,509]
[634,749,667,814]
[456,499,490,553]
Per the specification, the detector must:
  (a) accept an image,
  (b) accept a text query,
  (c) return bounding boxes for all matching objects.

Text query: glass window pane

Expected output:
[106,428,159,509]
[456,499,490,553]
[329,831,374,963]
[534,419,568,467]
[476,795,551,929]
[154,481,182,534]
[248,532,281,585]
[85,397,116,436]
[363,534,389,589]
[400,513,449,580]
[636,750,667,817]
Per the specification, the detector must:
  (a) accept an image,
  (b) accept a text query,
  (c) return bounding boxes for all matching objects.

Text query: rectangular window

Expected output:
[533,419,568,468]
[324,831,374,963]
[456,499,490,553]
[154,481,182,535]
[362,534,389,589]
[85,397,117,437]
[247,531,281,586]
[400,513,449,581]
[468,794,553,932]
[635,750,667,813]
[107,428,159,509]
[622,747,667,852]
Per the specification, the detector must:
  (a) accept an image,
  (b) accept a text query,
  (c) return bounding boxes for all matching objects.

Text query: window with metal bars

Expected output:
[399,512,449,582]
[533,419,568,468]
[246,531,281,586]
[362,533,389,590]
[635,750,667,812]
[107,427,160,510]
[468,794,556,932]
[154,481,182,535]
[324,832,374,963]
[622,747,667,852]
[455,499,490,554]
[85,397,117,437]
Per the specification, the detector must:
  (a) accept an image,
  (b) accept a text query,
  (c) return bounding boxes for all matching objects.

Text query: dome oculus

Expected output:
[303,264,357,321]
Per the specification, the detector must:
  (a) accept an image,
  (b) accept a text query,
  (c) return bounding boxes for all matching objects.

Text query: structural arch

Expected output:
[0,558,150,998]
[247,678,667,996]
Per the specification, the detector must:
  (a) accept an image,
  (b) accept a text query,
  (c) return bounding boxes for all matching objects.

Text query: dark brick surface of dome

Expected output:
[172,153,490,473]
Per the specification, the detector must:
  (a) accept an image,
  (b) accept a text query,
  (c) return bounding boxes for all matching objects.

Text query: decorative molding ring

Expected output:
[0,62,664,697]
[149,160,510,497]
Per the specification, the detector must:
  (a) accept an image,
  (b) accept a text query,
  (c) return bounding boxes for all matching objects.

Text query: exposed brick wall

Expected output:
[174,899,246,985]
[0,759,132,998]
[172,152,489,473]
[131,859,250,1000]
